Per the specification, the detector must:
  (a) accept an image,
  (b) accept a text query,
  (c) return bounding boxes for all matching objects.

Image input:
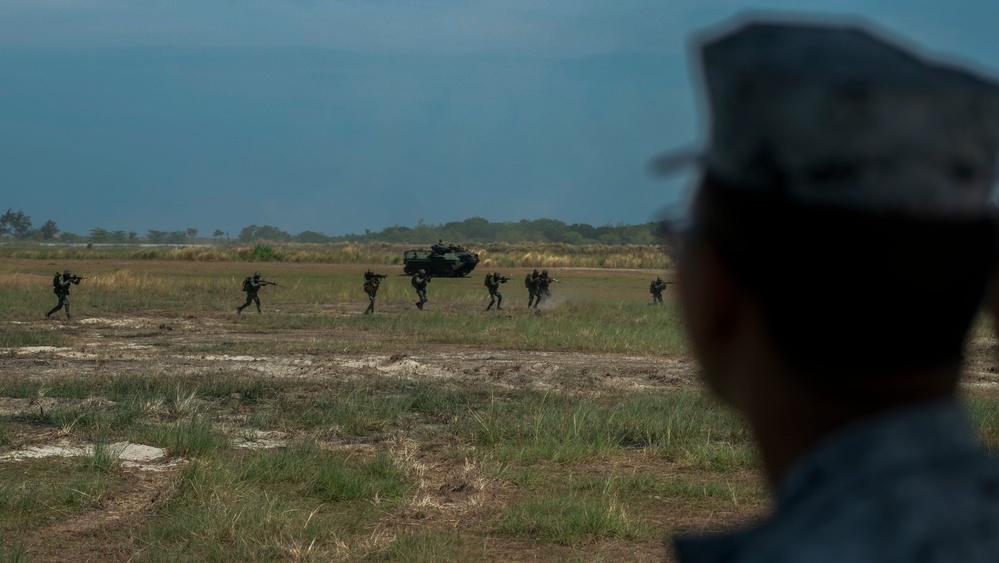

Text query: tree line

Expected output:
[238,217,660,245]
[0,209,659,246]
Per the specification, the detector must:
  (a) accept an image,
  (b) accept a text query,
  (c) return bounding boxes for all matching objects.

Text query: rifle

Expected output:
[497,276,510,283]
[260,280,281,287]
[70,276,87,281]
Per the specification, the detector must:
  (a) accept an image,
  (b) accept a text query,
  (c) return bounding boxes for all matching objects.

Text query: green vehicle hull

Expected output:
[402,247,480,277]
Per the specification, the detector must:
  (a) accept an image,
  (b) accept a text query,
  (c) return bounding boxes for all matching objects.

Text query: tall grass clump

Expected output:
[0,330,67,348]
[143,416,228,456]
[366,531,463,562]
[306,450,410,502]
[467,390,754,467]
[83,440,126,474]
[494,489,649,545]
[0,459,117,530]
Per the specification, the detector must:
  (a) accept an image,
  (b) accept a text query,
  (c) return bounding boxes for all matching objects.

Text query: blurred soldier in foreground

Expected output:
[533,269,558,308]
[662,19,999,561]
[650,276,671,305]
[525,268,540,307]
[46,269,83,320]
[237,271,278,315]
[411,269,431,310]
[363,269,388,315]
[484,271,508,311]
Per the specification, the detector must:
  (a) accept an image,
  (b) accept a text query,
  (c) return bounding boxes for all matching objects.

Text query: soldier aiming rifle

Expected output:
[533,269,559,308]
[236,271,279,315]
[363,269,389,315]
[650,276,673,305]
[411,269,431,310]
[484,271,509,311]
[46,269,84,320]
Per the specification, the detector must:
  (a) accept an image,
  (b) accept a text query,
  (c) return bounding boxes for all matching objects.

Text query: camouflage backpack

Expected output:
[524,274,533,288]
[649,281,657,294]
[242,277,253,292]
[484,274,492,287]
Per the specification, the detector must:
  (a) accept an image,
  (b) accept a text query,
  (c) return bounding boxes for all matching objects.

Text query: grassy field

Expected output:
[0,257,997,561]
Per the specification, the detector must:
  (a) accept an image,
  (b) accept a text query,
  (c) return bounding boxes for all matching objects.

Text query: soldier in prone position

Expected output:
[650,276,672,305]
[46,269,83,320]
[484,271,508,311]
[363,269,388,315]
[411,269,431,310]
[237,271,278,315]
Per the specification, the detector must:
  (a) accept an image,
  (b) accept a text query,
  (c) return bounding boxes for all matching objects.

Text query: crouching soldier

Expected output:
[237,271,278,315]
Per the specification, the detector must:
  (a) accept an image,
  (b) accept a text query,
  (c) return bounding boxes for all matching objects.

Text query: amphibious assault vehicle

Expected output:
[402,242,479,277]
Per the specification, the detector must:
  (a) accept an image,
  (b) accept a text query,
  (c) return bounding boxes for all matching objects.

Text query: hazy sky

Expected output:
[3,1,999,237]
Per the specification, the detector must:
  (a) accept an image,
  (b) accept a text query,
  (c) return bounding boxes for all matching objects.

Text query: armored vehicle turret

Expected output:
[403,242,479,277]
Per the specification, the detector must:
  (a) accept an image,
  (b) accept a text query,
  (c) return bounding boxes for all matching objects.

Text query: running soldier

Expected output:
[525,269,540,307]
[411,269,431,310]
[236,271,278,315]
[534,269,558,308]
[363,269,388,315]
[46,269,83,320]
[484,271,508,311]
[650,276,672,305]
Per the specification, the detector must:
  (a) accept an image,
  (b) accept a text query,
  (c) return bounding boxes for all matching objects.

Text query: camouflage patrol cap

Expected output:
[653,18,999,216]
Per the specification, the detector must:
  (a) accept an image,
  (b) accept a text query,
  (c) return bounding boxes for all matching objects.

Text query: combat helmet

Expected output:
[494,271,501,279]
[542,269,549,276]
[657,276,663,282]
[532,269,539,275]
[418,269,426,275]
[253,271,261,278]
[63,269,72,276]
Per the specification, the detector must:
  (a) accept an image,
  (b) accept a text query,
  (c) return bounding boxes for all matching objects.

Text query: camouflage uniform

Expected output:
[46,269,80,320]
[485,272,507,311]
[363,270,387,315]
[411,269,430,310]
[237,272,264,315]
[525,269,540,307]
[650,276,670,305]
[534,269,555,308]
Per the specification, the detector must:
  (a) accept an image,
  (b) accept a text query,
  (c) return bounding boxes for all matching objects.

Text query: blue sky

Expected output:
[3,1,999,237]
